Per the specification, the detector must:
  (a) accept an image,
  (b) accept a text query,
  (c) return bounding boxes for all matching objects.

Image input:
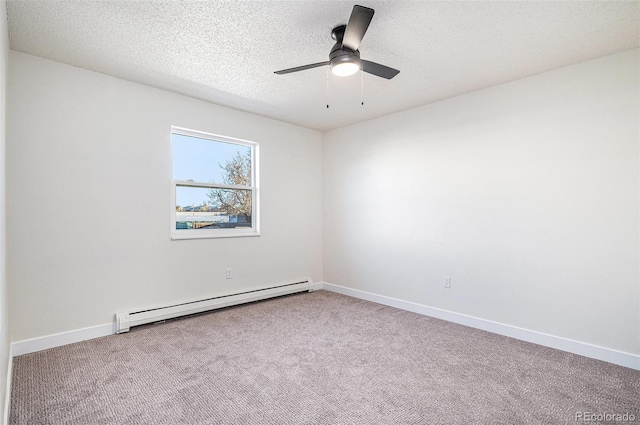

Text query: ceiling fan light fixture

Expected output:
[330,55,361,77]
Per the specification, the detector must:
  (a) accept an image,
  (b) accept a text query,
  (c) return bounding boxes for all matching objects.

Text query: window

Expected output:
[171,127,259,239]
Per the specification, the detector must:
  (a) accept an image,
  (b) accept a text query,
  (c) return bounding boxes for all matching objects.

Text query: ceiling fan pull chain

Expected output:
[326,67,330,108]
[361,68,364,106]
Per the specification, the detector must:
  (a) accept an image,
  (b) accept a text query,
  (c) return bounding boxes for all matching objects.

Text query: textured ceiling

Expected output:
[6,1,640,131]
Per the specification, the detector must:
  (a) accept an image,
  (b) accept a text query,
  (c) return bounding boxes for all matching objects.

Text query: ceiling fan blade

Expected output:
[342,5,374,52]
[274,61,329,75]
[362,60,400,79]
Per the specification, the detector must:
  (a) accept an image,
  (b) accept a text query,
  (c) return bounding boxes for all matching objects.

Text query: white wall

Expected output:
[5,44,639,362]
[323,49,639,355]
[0,0,9,419]
[7,51,323,342]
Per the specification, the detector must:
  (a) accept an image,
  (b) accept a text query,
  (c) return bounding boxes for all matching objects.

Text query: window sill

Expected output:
[171,229,260,240]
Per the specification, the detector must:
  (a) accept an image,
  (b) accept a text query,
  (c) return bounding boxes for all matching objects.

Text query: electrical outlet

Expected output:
[443,276,451,288]
[226,268,232,279]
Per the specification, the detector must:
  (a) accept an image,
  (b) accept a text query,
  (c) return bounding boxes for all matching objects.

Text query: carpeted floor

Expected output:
[9,290,640,424]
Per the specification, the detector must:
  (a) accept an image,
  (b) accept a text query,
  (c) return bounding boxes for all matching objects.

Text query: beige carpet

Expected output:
[10,290,640,424]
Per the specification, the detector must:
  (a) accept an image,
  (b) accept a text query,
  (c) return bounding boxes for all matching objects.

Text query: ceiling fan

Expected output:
[274,5,400,80]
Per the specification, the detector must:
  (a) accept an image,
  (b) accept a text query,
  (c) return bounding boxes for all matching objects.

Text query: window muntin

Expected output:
[171,127,259,239]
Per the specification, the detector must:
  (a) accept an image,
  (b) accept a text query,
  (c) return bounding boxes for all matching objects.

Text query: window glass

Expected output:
[172,134,251,183]
[175,186,252,230]
[171,128,258,239]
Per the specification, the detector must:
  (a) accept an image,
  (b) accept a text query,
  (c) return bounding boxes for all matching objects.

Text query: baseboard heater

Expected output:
[116,279,311,333]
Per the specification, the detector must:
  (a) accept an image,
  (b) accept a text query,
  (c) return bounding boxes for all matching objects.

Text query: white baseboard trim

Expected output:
[320,282,640,371]
[11,323,116,357]
[4,345,12,425]
[308,281,323,292]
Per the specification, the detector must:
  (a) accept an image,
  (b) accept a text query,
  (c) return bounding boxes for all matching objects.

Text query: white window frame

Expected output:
[170,126,260,240]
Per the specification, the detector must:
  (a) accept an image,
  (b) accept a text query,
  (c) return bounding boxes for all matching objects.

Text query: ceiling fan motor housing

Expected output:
[330,24,361,70]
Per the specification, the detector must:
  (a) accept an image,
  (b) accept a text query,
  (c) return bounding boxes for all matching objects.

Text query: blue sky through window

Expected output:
[172,133,250,206]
